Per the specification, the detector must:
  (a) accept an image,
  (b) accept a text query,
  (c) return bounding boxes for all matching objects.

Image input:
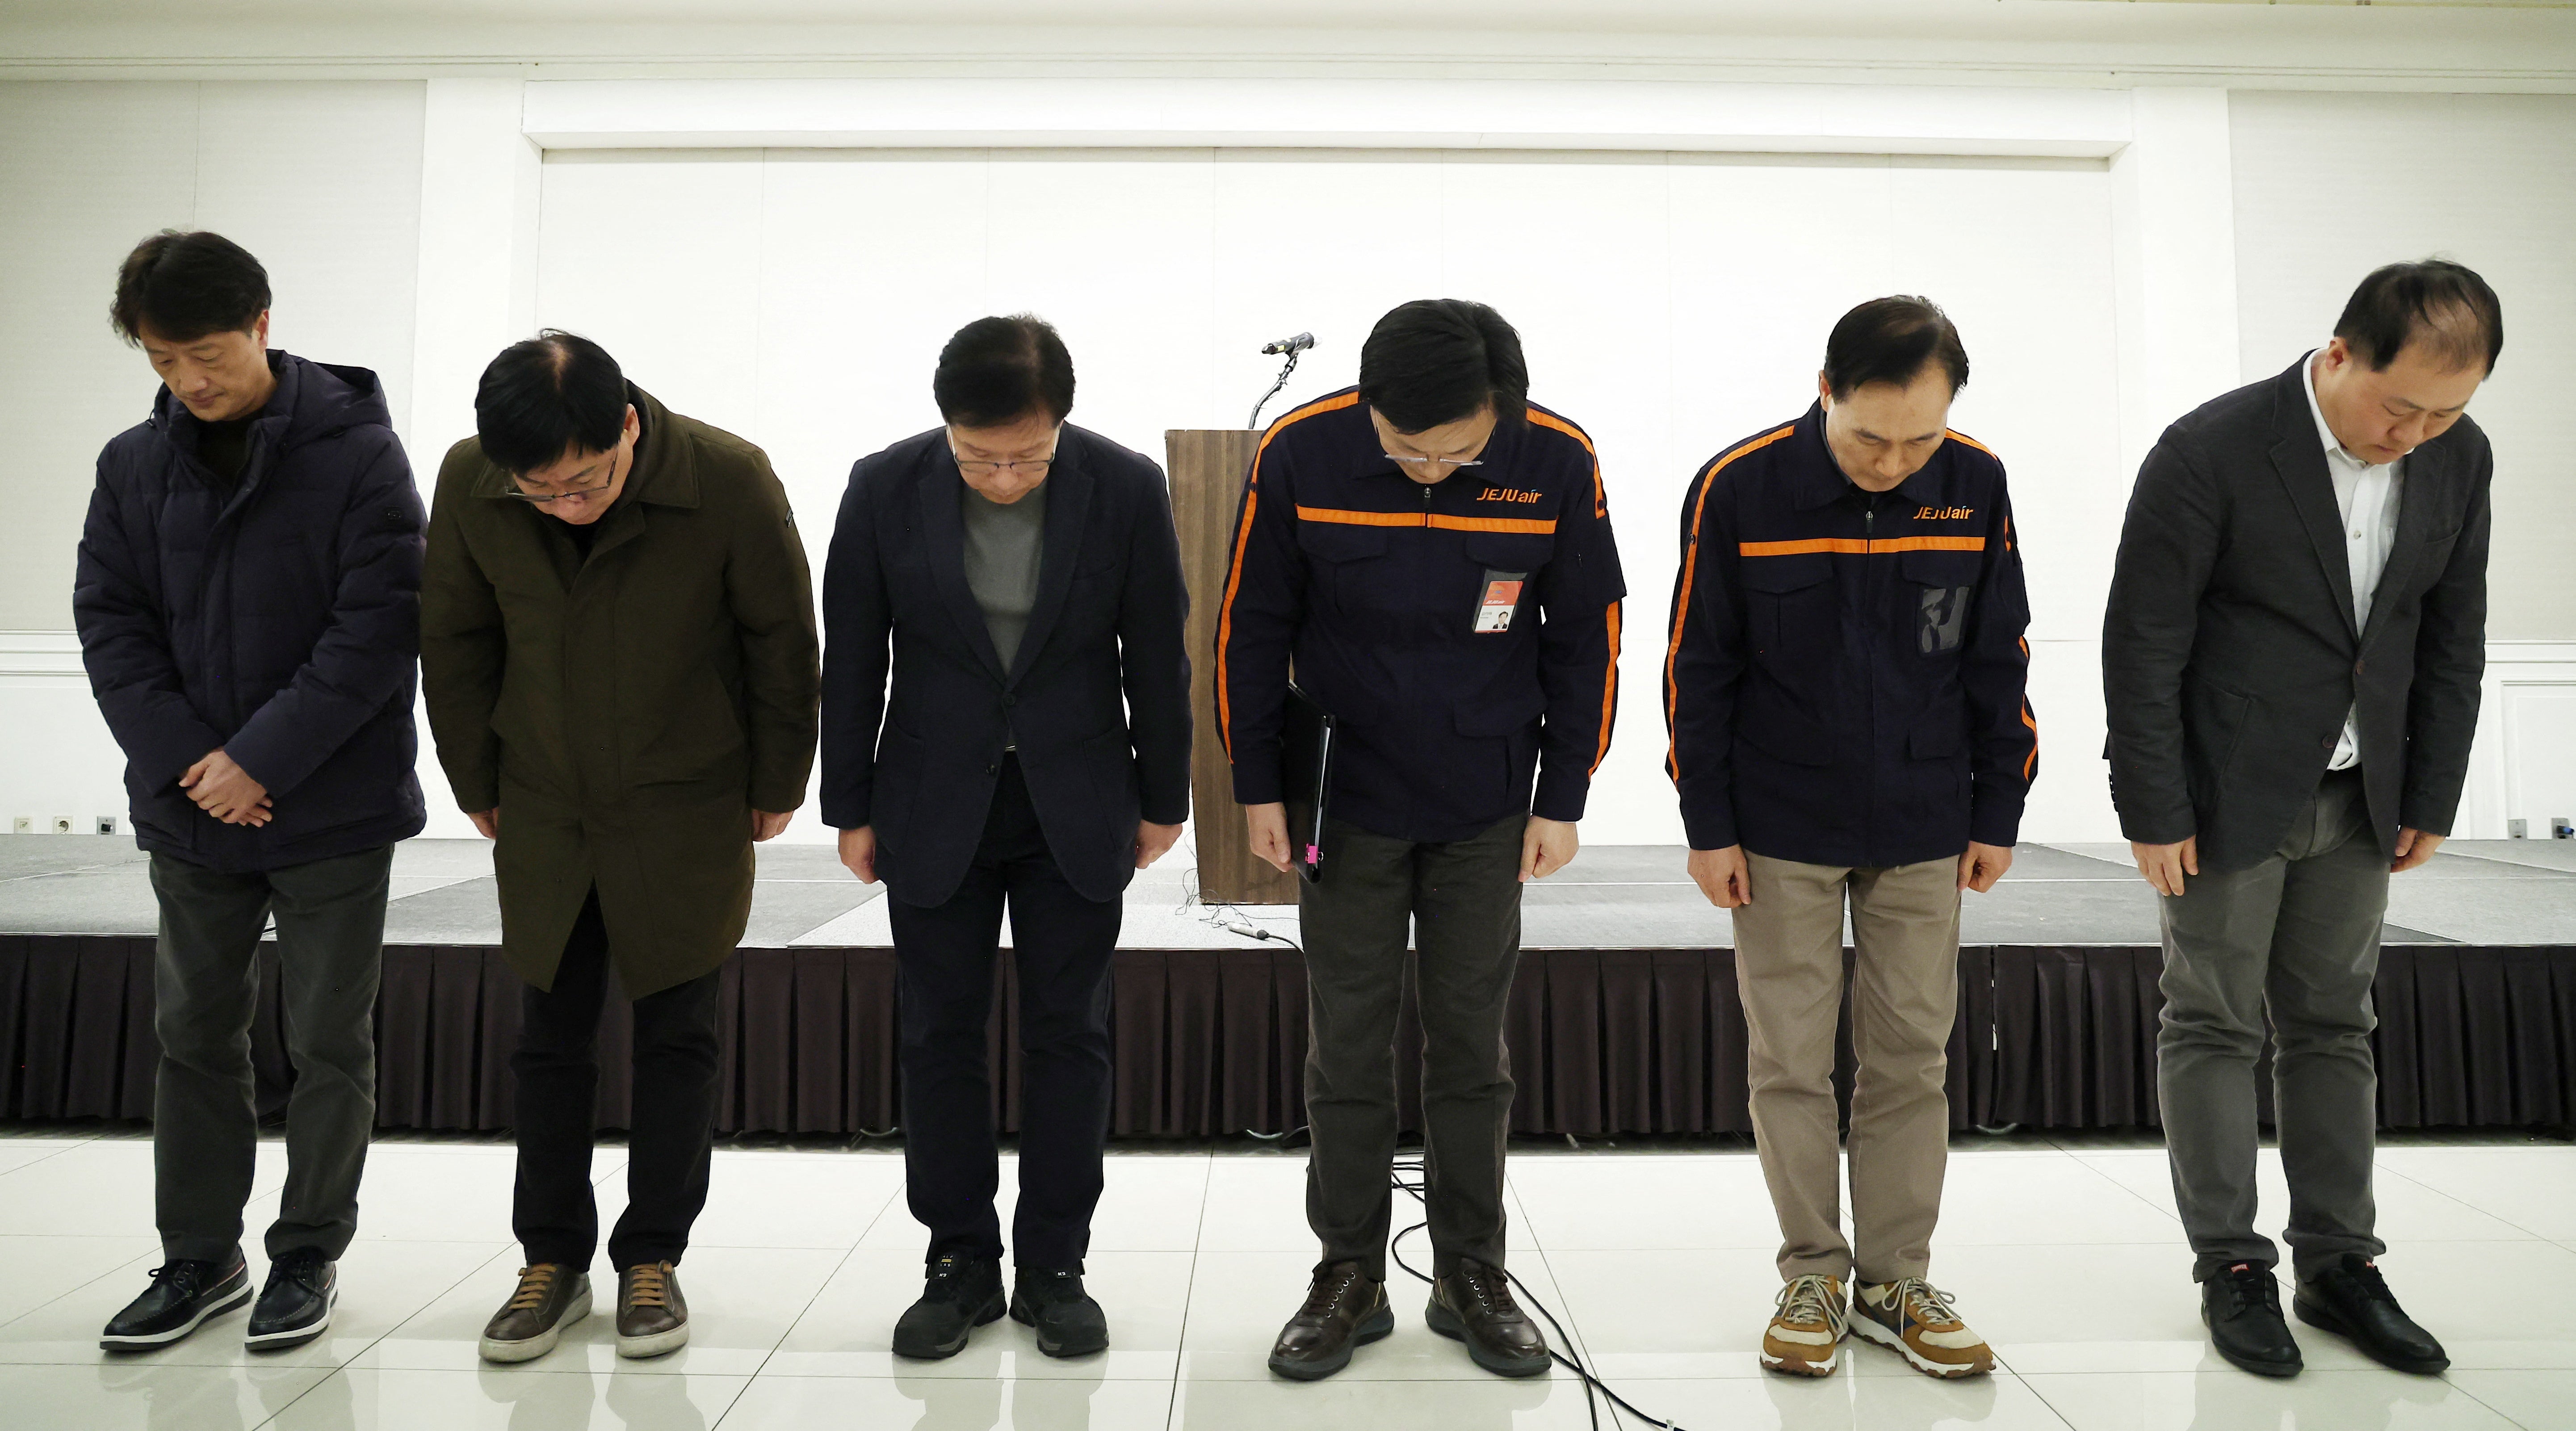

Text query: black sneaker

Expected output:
[100,1255,253,1351]
[246,1248,337,1351]
[891,1255,1004,1360]
[2202,1262,2302,1377]
[1011,1267,1109,1359]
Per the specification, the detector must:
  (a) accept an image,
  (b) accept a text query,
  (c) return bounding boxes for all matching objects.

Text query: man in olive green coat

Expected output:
[420,331,819,1364]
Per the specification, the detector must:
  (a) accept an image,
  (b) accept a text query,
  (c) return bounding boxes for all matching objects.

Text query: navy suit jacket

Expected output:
[821,423,1192,906]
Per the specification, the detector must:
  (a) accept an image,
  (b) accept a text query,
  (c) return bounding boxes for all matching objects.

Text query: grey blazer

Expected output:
[2102,357,2492,876]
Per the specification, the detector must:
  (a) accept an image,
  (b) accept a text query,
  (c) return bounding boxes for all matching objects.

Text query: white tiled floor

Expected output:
[2,1131,2570,1429]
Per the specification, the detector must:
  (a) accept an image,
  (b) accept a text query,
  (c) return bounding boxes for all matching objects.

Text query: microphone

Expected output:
[1261,332,1315,356]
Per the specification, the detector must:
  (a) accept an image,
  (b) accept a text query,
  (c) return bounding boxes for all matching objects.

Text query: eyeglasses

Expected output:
[950,447,1056,479]
[1383,453,1484,470]
[504,468,617,504]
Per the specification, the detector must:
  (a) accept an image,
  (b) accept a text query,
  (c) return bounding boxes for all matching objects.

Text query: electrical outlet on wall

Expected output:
[50,817,73,835]
[96,817,118,836]
[2510,818,2530,838]
[10,817,30,834]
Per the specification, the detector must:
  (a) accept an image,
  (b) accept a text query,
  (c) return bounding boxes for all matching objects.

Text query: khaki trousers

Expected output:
[1733,852,1960,1284]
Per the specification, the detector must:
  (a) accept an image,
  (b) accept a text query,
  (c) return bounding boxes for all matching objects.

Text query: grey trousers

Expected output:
[149,844,392,1263]
[2156,768,2388,1281]
[1298,813,1524,1280]
[1733,853,1961,1284]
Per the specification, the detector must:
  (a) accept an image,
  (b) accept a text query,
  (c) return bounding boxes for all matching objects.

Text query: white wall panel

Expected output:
[535,145,2123,844]
[2229,90,2576,644]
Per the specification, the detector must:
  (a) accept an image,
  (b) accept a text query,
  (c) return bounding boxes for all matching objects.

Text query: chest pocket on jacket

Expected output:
[1901,551,1979,656]
[1741,554,1833,661]
[1295,520,1394,625]
[1460,532,1554,630]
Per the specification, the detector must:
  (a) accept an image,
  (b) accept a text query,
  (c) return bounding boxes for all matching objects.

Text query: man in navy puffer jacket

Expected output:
[74,231,424,1354]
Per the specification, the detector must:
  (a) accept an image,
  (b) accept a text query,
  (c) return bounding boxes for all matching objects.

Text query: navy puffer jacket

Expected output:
[75,351,427,873]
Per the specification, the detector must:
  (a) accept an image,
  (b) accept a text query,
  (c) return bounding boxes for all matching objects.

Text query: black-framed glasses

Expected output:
[953,455,1056,479]
[504,469,617,504]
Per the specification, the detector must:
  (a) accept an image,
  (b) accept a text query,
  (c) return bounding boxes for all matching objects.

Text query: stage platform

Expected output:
[4,835,2572,1140]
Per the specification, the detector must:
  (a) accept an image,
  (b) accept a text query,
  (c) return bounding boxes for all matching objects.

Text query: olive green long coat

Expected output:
[420,386,820,996]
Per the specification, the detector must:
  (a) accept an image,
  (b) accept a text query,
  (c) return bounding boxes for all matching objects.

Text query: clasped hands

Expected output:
[181,749,270,826]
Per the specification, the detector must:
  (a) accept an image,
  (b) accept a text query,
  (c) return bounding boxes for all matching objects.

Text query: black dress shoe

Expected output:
[1268,1261,1393,1381]
[1011,1267,1109,1358]
[101,1254,253,1351]
[2202,1262,2302,1377]
[1427,1259,1551,1377]
[892,1255,1004,1360]
[246,1248,337,1351]
[2295,1255,2449,1375]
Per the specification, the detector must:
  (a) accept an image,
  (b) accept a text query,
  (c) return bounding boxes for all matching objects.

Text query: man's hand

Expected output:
[839,825,878,883]
[1520,816,1578,882]
[752,809,793,843]
[2131,836,2197,897]
[1958,841,2014,894]
[181,750,271,827]
[1687,845,1753,908]
[1245,802,1294,874]
[2392,827,2445,874]
[467,808,499,840]
[1136,820,1184,870]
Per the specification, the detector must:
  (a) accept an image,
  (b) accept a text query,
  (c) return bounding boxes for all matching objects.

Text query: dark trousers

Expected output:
[148,844,392,1263]
[888,757,1121,1272]
[1299,812,1525,1280]
[2157,767,2390,1281]
[512,888,723,1271]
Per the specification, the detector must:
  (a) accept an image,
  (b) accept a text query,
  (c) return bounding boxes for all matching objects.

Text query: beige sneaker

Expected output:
[1852,1277,1993,1378]
[1760,1274,1848,1376]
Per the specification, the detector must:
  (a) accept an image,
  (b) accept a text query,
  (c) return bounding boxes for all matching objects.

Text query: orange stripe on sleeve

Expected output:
[1592,600,1620,777]
[1215,391,1360,763]
[1663,425,1796,783]
[1526,406,1608,518]
[1945,429,1997,458]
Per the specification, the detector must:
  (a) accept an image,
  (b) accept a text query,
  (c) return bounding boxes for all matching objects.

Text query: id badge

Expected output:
[1473,569,1529,634]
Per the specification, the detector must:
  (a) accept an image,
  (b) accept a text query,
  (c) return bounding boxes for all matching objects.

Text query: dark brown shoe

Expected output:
[478,1264,591,1364]
[615,1262,689,1360]
[1427,1260,1550,1376]
[1267,1261,1393,1381]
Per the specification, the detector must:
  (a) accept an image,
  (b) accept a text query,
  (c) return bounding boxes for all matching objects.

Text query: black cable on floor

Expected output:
[1389,1154,1703,1431]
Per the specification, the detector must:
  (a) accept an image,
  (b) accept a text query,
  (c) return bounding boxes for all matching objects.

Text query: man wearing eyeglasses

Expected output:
[1217,298,1625,1381]
[420,331,820,1364]
[821,315,1191,1361]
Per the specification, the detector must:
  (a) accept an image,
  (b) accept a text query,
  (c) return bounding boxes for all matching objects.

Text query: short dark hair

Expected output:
[110,231,271,345]
[474,330,629,475]
[934,315,1074,428]
[1359,299,1529,434]
[1822,296,1969,401]
[2335,259,2503,375]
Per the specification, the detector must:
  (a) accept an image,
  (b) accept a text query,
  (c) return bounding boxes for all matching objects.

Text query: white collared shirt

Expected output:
[2301,348,2403,772]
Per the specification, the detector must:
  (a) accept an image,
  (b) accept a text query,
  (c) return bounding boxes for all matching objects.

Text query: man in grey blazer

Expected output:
[2105,260,2499,1379]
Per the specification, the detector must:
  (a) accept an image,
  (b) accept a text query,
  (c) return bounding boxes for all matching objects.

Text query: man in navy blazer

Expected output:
[821,315,1191,1361]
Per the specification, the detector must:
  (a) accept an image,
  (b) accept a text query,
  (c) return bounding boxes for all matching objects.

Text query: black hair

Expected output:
[1358,298,1529,434]
[110,231,271,345]
[2335,259,2503,375]
[1822,296,1969,400]
[934,315,1075,428]
[474,330,630,475]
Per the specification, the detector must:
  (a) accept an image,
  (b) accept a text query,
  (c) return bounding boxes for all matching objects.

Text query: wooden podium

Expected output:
[1166,429,1300,906]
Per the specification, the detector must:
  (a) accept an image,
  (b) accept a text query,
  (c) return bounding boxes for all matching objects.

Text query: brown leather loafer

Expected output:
[1267,1260,1394,1381]
[478,1264,591,1364]
[1427,1259,1550,1376]
[616,1261,689,1360]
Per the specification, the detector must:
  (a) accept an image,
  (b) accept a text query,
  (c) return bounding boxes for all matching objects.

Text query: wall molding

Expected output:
[6,2,2576,90]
